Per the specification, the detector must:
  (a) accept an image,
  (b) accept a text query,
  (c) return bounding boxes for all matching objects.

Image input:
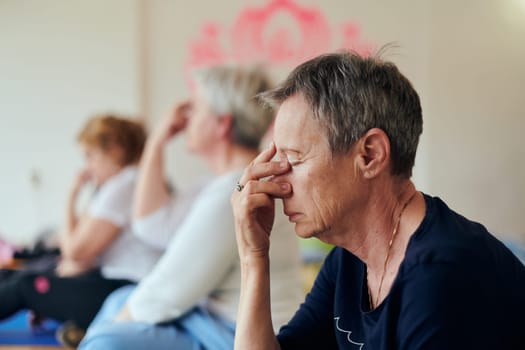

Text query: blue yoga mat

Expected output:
[0,310,61,345]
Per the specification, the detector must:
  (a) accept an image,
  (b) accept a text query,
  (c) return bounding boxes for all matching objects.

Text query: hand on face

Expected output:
[152,100,191,146]
[231,143,292,260]
[71,167,92,195]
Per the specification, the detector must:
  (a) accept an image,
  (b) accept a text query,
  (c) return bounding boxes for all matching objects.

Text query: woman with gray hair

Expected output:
[231,51,525,349]
[78,65,304,350]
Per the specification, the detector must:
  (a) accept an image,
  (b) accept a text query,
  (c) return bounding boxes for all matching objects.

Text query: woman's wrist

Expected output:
[240,250,270,271]
[144,134,167,157]
[67,188,80,203]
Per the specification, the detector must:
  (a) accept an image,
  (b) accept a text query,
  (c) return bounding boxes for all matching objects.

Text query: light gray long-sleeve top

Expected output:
[127,170,304,331]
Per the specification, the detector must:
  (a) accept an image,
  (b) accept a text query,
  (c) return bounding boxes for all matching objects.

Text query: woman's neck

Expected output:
[338,179,422,274]
[355,182,425,309]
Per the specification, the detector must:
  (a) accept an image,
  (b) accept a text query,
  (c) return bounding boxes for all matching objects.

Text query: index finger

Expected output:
[252,142,277,165]
[238,143,290,185]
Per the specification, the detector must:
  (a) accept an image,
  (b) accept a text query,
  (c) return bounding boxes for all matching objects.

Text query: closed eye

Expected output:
[276,149,303,167]
[289,159,302,166]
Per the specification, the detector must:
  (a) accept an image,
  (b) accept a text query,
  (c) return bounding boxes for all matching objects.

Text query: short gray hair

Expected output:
[193,65,274,149]
[260,51,423,178]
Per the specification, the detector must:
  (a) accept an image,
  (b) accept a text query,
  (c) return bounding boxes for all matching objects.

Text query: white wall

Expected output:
[0,0,142,244]
[144,0,433,186]
[425,0,525,238]
[1,0,524,245]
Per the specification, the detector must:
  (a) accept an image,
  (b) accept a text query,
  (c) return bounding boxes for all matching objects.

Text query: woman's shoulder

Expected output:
[97,166,138,196]
[408,195,494,259]
[402,194,524,281]
[90,166,138,215]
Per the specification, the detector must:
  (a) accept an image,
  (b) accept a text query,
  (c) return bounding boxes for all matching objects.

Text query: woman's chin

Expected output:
[294,223,318,240]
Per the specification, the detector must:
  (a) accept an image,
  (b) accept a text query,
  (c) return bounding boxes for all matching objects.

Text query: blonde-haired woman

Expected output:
[0,115,161,339]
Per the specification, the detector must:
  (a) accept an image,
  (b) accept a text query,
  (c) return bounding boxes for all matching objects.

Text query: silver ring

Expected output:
[235,182,244,192]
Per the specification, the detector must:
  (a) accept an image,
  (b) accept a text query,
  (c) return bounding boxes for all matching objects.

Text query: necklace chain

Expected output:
[368,191,417,309]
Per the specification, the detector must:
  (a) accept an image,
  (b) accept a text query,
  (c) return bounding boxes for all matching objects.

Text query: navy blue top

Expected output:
[277,194,525,349]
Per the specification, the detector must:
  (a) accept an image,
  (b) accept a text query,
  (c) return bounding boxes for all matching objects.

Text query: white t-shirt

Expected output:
[128,170,304,330]
[89,166,162,282]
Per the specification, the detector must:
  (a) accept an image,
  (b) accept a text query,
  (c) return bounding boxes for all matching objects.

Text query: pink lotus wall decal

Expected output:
[231,0,332,64]
[185,0,374,79]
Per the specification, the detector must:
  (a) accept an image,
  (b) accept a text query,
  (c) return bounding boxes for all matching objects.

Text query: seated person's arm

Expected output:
[132,136,171,219]
[232,238,338,350]
[119,189,238,323]
[132,182,203,249]
[58,215,120,276]
[235,254,281,350]
[64,168,91,233]
[58,168,131,276]
[276,250,339,350]
[231,145,289,350]
[133,104,188,219]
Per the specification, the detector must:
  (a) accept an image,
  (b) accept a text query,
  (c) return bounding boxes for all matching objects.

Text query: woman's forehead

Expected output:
[274,113,325,154]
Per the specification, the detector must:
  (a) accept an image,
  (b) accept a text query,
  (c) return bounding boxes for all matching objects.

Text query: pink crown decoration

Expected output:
[184,0,374,79]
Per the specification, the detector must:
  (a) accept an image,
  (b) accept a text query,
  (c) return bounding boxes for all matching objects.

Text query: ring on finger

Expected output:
[235,182,244,192]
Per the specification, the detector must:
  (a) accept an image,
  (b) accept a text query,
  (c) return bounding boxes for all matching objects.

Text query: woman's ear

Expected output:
[216,114,233,139]
[356,128,391,179]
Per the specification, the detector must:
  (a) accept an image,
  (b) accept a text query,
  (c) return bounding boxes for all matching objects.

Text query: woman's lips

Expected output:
[285,212,302,222]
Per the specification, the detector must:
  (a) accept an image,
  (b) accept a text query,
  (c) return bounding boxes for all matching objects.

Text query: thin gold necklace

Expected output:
[368,191,417,309]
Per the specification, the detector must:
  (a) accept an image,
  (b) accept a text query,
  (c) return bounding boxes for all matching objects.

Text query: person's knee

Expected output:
[103,284,136,309]
[79,334,128,350]
[80,321,199,350]
[17,272,51,300]
[90,285,136,325]
[79,324,131,350]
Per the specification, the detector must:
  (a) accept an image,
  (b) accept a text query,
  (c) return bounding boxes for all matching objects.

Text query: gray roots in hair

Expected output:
[193,65,275,149]
[259,50,423,178]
